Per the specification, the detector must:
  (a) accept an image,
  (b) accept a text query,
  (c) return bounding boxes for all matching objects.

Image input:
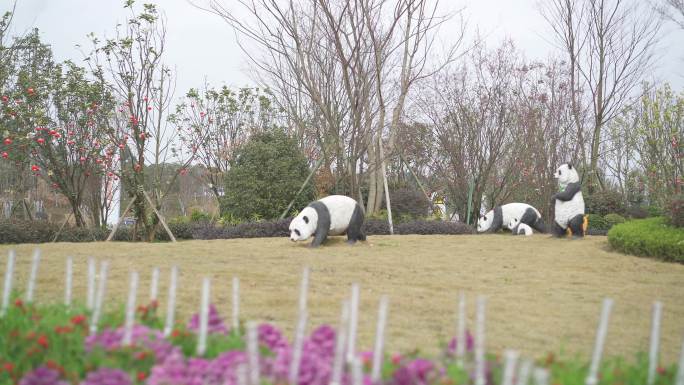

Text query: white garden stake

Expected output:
[532,368,550,385]
[163,266,178,338]
[647,301,663,385]
[585,298,614,385]
[64,256,73,307]
[89,261,109,335]
[1,250,16,317]
[299,266,309,313]
[351,357,363,385]
[237,364,247,385]
[149,267,160,303]
[331,300,350,385]
[289,309,308,385]
[515,359,533,385]
[371,295,389,383]
[86,257,96,310]
[456,292,467,366]
[347,283,360,364]
[122,271,139,345]
[247,321,260,385]
[232,276,240,331]
[502,350,520,385]
[197,277,211,356]
[474,296,487,385]
[25,248,41,303]
[675,335,684,385]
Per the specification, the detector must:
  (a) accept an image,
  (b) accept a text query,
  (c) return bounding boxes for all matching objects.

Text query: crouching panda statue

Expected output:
[551,163,586,237]
[477,203,546,234]
[289,195,366,247]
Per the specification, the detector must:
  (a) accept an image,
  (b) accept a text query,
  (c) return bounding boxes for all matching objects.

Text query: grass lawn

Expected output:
[2,234,683,363]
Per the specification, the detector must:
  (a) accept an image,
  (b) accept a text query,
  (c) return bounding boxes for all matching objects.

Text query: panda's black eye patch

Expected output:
[303,216,309,224]
[294,229,301,236]
[483,216,487,221]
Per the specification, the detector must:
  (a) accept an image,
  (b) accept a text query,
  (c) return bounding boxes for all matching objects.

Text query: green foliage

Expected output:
[189,209,211,222]
[219,130,315,221]
[608,217,684,263]
[587,214,610,231]
[388,187,430,221]
[585,189,626,216]
[604,213,626,227]
[667,194,684,228]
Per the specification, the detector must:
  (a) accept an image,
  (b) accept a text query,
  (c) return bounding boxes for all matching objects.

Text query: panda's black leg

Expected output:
[531,218,548,233]
[346,203,366,244]
[568,215,585,238]
[511,225,520,236]
[551,222,566,238]
[310,229,328,247]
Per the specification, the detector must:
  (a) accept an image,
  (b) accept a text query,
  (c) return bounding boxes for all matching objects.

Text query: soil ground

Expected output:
[2,235,683,363]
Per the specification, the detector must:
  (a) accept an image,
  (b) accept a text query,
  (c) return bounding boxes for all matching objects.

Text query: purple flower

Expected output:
[305,325,336,359]
[446,331,474,357]
[85,325,163,352]
[19,366,69,385]
[187,304,229,335]
[391,359,435,385]
[148,350,246,385]
[258,323,290,352]
[79,368,131,385]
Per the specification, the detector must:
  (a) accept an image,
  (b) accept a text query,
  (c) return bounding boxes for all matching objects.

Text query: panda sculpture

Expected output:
[477,203,546,234]
[289,195,366,247]
[507,217,533,236]
[551,163,585,237]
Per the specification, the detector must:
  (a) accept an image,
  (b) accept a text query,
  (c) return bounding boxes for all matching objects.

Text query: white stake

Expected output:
[371,295,389,383]
[1,250,16,317]
[196,277,211,356]
[232,276,240,331]
[474,296,487,385]
[25,248,41,303]
[163,266,178,338]
[289,309,308,385]
[237,364,247,385]
[676,335,684,385]
[89,261,109,335]
[533,368,550,385]
[122,271,139,345]
[299,266,309,314]
[149,267,159,303]
[585,298,614,385]
[502,350,520,385]
[86,257,96,310]
[332,300,350,385]
[247,321,260,385]
[347,282,360,364]
[515,359,533,385]
[65,257,73,307]
[648,301,663,385]
[351,357,363,385]
[456,292,467,366]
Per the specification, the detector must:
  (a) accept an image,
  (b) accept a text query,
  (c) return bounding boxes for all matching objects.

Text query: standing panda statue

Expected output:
[289,195,366,247]
[477,203,546,234]
[551,163,586,237]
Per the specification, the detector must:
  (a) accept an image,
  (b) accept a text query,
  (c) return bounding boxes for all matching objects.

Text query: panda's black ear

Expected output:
[303,216,309,224]
[483,216,487,221]
[567,163,573,169]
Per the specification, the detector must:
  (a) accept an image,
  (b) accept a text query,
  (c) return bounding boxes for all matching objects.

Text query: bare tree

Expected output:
[540,0,663,192]
[657,0,684,28]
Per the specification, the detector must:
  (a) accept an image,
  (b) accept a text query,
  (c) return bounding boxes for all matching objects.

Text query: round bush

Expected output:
[585,190,625,216]
[604,213,626,227]
[587,213,610,231]
[387,187,430,221]
[219,130,316,221]
[608,217,684,263]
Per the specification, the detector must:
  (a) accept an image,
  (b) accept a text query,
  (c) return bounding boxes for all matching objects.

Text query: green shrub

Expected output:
[587,213,610,231]
[666,194,684,227]
[604,213,626,227]
[220,130,315,221]
[585,189,625,216]
[387,187,430,221]
[646,205,663,217]
[608,217,684,263]
[190,209,211,222]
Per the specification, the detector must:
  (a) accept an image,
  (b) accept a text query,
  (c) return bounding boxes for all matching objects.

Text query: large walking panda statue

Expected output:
[551,163,586,237]
[477,203,546,234]
[289,195,366,247]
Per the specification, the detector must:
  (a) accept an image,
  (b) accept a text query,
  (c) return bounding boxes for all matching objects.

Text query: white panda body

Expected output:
[289,195,366,247]
[507,217,534,236]
[552,163,585,233]
[477,203,545,233]
[555,190,585,228]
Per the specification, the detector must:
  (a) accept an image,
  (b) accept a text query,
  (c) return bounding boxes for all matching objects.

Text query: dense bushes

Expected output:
[666,194,683,227]
[586,214,610,231]
[219,130,315,221]
[388,187,430,221]
[608,217,684,263]
[585,190,625,216]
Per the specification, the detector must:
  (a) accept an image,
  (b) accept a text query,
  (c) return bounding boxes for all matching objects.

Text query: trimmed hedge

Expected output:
[608,217,684,263]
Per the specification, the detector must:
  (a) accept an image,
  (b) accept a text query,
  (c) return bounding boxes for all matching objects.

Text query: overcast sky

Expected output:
[9,0,684,99]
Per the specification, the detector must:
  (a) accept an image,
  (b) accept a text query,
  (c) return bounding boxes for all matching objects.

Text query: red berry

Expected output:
[4,138,11,145]
[1,152,7,159]
[37,138,45,144]
[137,372,147,381]
[31,165,40,172]
[27,87,35,95]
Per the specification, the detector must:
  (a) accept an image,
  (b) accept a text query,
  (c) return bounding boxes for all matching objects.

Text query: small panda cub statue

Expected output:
[507,217,533,236]
[551,163,586,238]
[289,195,366,247]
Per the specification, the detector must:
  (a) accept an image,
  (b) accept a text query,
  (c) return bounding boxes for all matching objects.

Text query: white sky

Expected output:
[9,0,684,99]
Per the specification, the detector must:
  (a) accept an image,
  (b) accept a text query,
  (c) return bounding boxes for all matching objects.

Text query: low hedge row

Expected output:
[608,217,684,263]
[0,219,474,244]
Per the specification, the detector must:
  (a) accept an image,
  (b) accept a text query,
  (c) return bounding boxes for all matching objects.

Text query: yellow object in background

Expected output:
[566,215,589,236]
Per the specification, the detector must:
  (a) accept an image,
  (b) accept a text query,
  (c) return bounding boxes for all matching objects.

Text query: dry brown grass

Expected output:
[2,234,683,363]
